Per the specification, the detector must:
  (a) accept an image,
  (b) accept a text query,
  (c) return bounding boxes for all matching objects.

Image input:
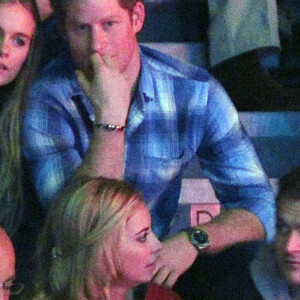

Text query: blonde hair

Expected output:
[0,0,41,236]
[34,177,144,300]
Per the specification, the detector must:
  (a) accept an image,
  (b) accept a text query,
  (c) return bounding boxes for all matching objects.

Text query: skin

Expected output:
[118,205,162,286]
[275,198,300,293]
[36,0,53,21]
[0,228,16,300]
[0,3,35,86]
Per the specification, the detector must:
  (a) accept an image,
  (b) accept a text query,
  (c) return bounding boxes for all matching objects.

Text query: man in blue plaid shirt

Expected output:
[22,0,275,291]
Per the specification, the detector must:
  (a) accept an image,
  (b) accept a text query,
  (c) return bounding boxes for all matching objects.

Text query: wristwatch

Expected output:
[182,227,210,253]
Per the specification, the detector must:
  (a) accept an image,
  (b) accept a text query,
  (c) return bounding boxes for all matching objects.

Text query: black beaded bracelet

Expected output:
[94,123,126,132]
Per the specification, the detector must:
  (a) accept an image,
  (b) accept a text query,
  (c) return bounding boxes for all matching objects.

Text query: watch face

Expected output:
[191,229,210,250]
[193,230,208,243]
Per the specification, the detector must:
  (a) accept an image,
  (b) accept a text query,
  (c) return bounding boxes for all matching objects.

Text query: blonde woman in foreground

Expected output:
[31,177,169,299]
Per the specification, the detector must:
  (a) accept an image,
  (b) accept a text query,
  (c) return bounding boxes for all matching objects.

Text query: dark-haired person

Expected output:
[209,167,300,300]
[250,167,300,299]
[22,0,275,298]
[209,0,300,110]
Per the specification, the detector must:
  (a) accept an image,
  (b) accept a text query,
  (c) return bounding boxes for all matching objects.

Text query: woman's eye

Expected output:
[13,36,26,47]
[137,232,149,243]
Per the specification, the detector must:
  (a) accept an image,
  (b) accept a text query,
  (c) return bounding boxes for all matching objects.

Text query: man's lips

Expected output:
[283,258,300,268]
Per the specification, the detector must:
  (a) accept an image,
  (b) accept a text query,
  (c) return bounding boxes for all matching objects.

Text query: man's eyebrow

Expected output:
[68,14,122,23]
[276,216,300,228]
[101,14,122,20]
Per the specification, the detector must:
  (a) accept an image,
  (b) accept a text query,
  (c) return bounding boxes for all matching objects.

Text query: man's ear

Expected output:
[132,1,145,34]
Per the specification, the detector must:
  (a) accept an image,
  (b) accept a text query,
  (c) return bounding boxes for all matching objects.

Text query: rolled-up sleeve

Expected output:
[198,77,276,242]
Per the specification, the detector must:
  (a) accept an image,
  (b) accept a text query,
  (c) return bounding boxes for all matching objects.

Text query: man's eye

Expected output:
[77,24,91,32]
[13,36,26,47]
[103,21,115,29]
[276,223,290,234]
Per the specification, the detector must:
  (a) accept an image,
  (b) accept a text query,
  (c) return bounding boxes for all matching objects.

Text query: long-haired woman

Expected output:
[33,177,163,299]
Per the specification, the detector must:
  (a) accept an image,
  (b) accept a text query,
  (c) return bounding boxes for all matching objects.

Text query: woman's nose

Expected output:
[0,40,10,58]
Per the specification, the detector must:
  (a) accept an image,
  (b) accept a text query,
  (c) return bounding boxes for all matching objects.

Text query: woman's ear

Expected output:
[131,1,145,34]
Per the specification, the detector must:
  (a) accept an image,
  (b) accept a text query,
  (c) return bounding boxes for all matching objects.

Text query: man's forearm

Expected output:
[153,208,265,287]
[198,208,265,254]
[73,52,133,181]
[74,128,125,180]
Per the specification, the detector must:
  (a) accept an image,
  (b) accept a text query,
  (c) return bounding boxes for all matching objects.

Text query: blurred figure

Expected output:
[209,0,300,110]
[32,177,165,299]
[0,227,23,300]
[203,167,300,299]
[35,0,51,21]
[35,0,66,69]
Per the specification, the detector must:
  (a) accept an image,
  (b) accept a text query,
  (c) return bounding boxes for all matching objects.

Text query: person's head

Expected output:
[0,0,38,87]
[36,177,161,299]
[50,0,145,77]
[0,227,15,300]
[35,0,52,21]
[275,167,300,288]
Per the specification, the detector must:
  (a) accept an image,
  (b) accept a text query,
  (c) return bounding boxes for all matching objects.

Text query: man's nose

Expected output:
[0,28,3,47]
[91,25,108,54]
[286,230,300,254]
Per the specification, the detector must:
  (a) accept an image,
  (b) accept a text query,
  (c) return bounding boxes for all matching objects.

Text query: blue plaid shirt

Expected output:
[22,45,275,240]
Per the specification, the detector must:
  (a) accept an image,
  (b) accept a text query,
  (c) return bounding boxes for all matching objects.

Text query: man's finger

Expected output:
[101,53,119,70]
[75,69,90,95]
[163,271,178,288]
[90,53,103,82]
[152,266,171,286]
